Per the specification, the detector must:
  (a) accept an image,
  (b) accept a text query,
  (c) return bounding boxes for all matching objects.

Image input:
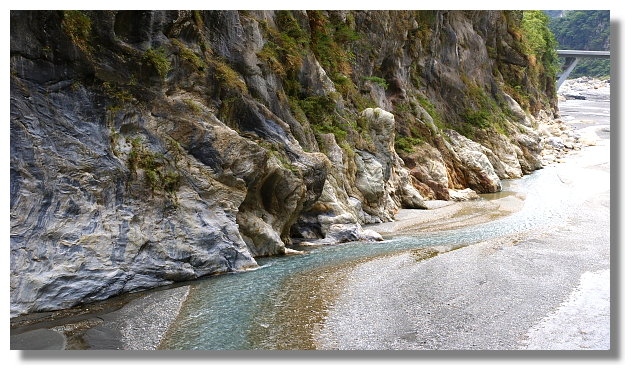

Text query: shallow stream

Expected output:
[161,164,578,349]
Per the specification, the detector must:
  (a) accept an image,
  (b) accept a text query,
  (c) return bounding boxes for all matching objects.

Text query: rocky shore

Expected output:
[11,10,562,317]
[558,76,610,101]
[10,285,190,350]
[11,76,606,349]
[312,81,611,350]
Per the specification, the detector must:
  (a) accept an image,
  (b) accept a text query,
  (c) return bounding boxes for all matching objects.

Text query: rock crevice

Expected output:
[11,10,559,316]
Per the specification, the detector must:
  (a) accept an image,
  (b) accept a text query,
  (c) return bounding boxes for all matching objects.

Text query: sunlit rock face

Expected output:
[10,10,557,315]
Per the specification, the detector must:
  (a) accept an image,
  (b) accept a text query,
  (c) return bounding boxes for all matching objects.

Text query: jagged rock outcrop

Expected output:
[10,10,558,316]
[291,108,426,244]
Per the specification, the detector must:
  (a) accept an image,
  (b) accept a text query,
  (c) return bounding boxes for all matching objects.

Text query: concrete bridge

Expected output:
[556,49,610,89]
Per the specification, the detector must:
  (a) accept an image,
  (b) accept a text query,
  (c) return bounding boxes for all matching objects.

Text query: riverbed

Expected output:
[309,89,611,350]
[10,84,610,351]
[162,86,610,350]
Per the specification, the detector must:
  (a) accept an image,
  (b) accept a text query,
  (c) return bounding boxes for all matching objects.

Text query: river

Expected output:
[10,84,610,351]
[158,85,610,350]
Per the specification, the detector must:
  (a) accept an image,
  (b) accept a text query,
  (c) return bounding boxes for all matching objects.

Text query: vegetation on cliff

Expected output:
[10,10,558,315]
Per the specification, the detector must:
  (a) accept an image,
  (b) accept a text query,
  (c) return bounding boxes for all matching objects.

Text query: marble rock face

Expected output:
[10,10,558,316]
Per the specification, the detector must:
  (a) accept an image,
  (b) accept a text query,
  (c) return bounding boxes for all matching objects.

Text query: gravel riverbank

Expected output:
[11,80,609,351]
[310,83,611,350]
[315,134,610,349]
[10,285,190,350]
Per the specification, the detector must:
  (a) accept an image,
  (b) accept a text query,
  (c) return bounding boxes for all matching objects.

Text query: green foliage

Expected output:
[548,10,610,78]
[257,42,285,75]
[340,141,356,160]
[275,11,310,45]
[455,80,511,138]
[62,11,91,51]
[192,10,204,30]
[259,141,300,174]
[144,47,172,79]
[416,94,446,129]
[327,73,374,110]
[295,96,336,125]
[183,99,203,115]
[102,81,135,110]
[172,39,206,72]
[570,59,610,79]
[333,23,360,44]
[289,95,350,143]
[217,96,241,127]
[549,10,610,50]
[315,123,348,143]
[331,73,352,88]
[406,11,435,55]
[395,136,423,154]
[391,96,440,153]
[255,12,380,149]
[128,138,181,195]
[362,76,388,89]
[415,10,437,28]
[306,11,356,76]
[503,83,531,110]
[258,11,375,128]
[462,109,491,129]
[209,58,247,94]
[256,12,309,76]
[520,11,560,78]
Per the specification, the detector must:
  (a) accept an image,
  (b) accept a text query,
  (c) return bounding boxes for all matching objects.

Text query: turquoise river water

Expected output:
[161,163,580,349]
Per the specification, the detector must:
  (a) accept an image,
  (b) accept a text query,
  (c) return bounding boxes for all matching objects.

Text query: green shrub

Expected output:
[416,94,445,128]
[296,95,337,126]
[144,47,172,79]
[333,24,360,44]
[173,39,206,71]
[292,95,350,143]
[520,11,560,78]
[363,76,388,89]
[209,58,247,93]
[395,136,423,154]
[62,11,91,51]
[183,99,203,115]
[127,138,181,195]
[256,12,308,76]
[314,123,348,143]
[102,81,135,111]
[306,11,355,76]
[257,42,286,75]
[463,109,491,129]
[275,11,310,45]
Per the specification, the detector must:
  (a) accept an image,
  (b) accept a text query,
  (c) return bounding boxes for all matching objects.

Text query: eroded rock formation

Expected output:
[10,10,558,315]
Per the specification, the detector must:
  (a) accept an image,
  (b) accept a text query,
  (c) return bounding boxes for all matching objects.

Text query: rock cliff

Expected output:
[10,10,558,316]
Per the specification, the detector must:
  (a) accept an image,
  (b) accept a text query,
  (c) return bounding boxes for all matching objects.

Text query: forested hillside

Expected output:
[548,10,610,78]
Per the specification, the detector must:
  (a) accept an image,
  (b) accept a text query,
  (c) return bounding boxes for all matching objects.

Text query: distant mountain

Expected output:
[548,10,610,78]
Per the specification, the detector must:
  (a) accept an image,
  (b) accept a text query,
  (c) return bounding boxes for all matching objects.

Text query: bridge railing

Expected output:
[555,50,610,89]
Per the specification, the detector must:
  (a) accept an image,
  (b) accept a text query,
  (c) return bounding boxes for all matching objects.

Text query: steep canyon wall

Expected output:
[10,10,557,315]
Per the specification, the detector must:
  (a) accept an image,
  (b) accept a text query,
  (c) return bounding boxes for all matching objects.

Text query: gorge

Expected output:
[12,10,563,320]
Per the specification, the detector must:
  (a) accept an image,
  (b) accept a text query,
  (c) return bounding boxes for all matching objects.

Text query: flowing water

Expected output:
[161,84,610,349]
[160,164,586,349]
